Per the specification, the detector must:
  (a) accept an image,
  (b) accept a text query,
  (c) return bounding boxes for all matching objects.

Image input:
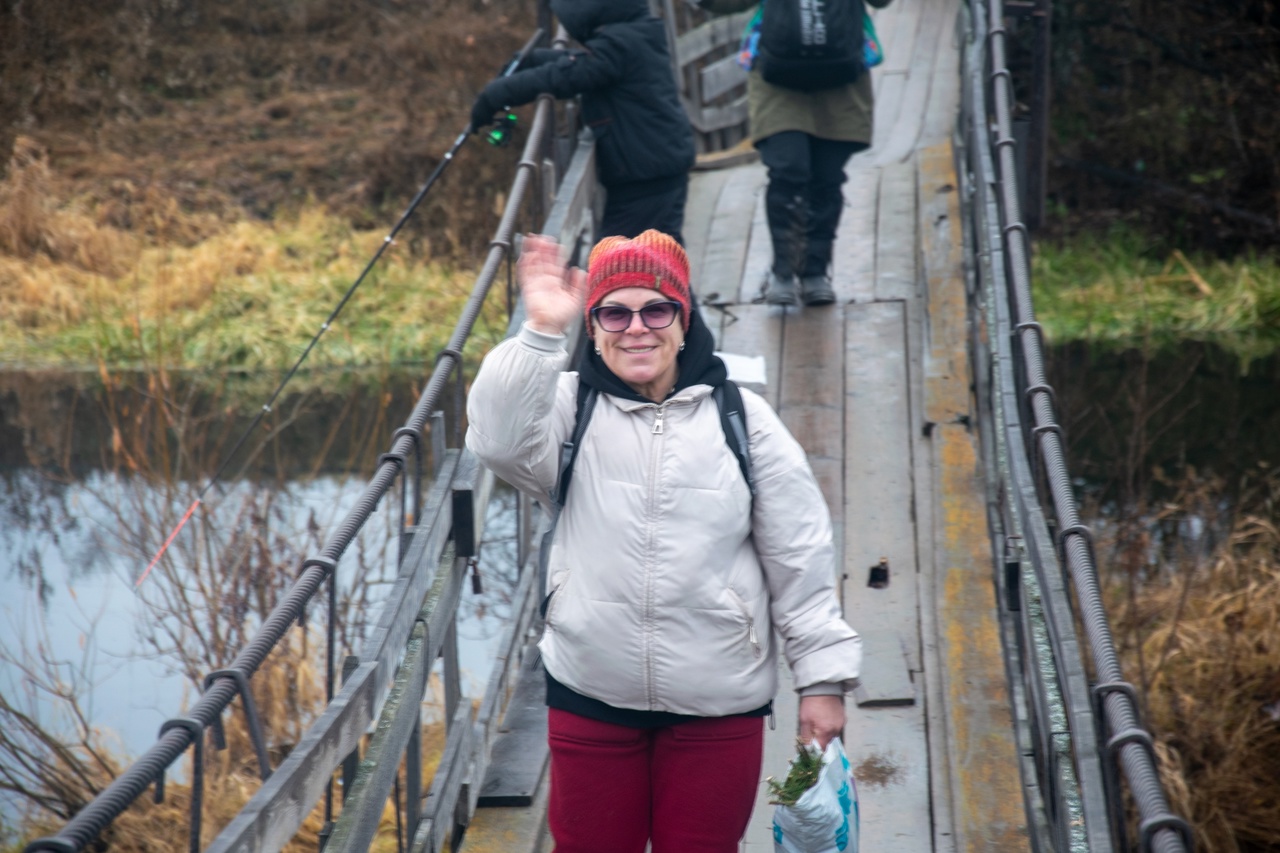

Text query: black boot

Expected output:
[765,192,807,306]
[800,240,835,305]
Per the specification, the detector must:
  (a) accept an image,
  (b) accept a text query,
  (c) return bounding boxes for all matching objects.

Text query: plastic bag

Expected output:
[772,738,859,853]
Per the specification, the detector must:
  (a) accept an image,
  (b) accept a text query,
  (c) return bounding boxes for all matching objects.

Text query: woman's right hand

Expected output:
[518,234,588,336]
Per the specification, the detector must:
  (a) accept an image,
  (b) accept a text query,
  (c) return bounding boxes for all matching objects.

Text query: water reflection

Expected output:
[0,370,519,819]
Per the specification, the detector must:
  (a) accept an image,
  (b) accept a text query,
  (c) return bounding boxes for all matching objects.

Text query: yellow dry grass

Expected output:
[0,136,504,370]
[1105,472,1280,852]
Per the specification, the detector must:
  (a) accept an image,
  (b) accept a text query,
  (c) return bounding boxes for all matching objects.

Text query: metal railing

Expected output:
[960,0,1194,851]
[22,22,601,853]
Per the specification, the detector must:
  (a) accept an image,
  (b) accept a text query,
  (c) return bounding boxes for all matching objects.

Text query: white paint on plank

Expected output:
[874,159,918,302]
[880,0,924,76]
[870,71,907,157]
[738,186,772,304]
[831,167,881,304]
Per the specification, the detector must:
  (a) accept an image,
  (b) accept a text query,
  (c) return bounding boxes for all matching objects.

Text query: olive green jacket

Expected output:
[698,0,889,144]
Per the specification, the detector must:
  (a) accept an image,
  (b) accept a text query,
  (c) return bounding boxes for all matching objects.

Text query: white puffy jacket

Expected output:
[466,323,861,717]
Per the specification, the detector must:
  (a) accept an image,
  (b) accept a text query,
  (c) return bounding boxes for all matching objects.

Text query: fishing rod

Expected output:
[136,27,545,588]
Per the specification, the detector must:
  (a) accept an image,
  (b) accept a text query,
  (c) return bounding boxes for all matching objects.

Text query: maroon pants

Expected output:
[547,708,765,853]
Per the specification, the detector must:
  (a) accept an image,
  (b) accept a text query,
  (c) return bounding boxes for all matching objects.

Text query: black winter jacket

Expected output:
[481,0,695,188]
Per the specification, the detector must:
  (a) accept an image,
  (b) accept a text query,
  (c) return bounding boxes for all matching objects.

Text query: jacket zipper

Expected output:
[726,587,763,659]
[643,401,669,708]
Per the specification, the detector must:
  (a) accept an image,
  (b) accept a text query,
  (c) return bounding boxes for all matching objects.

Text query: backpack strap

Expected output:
[539,381,597,606]
[713,381,755,496]
[555,381,599,509]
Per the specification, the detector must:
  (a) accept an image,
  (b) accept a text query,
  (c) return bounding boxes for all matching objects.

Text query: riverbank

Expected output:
[1033,229,1280,363]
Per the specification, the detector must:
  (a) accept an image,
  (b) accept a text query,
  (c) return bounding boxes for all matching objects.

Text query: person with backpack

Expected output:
[694,0,892,306]
[466,230,862,852]
[469,0,695,244]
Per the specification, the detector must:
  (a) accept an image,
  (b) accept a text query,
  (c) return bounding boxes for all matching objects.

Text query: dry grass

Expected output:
[1101,468,1280,852]
[0,137,510,370]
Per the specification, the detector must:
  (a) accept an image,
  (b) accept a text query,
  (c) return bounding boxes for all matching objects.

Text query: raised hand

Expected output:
[517,234,587,335]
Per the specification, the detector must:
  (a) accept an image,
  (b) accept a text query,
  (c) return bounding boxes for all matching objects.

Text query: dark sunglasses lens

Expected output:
[640,303,678,328]
[596,306,633,331]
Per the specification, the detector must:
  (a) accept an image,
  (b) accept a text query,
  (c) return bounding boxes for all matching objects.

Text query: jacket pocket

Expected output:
[725,587,763,659]
[546,570,573,627]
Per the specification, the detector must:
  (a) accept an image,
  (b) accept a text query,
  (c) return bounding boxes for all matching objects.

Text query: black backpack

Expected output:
[538,381,755,600]
[756,0,866,92]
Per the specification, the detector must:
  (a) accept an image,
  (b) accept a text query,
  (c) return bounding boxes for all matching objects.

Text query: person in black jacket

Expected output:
[470,0,696,244]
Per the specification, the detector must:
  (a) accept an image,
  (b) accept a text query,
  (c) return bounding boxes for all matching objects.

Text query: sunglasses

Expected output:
[590,301,682,333]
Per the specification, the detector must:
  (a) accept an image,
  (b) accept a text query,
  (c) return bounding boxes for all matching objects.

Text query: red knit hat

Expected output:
[585,230,692,332]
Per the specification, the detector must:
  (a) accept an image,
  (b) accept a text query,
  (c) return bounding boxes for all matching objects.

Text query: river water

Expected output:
[0,369,520,814]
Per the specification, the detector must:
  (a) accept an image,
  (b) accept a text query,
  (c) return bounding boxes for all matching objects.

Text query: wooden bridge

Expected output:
[24,0,1194,852]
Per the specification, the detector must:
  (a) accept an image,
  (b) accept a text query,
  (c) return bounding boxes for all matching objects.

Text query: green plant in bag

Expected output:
[766,738,824,806]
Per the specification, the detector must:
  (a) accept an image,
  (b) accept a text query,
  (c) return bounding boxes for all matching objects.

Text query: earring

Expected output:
[679,341,685,352]
[594,346,601,355]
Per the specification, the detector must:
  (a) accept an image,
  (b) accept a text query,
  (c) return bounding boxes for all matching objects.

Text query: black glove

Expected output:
[470,88,499,135]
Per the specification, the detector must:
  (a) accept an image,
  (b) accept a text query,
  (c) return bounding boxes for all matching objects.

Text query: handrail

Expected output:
[961,1,1193,851]
[22,25,571,853]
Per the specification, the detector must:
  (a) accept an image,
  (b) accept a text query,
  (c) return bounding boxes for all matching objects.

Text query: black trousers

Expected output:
[599,174,689,246]
[756,131,867,278]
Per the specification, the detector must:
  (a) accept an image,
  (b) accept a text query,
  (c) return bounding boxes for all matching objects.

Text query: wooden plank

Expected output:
[852,629,916,707]
[477,650,550,807]
[831,167,880,304]
[460,756,552,853]
[932,421,1026,851]
[718,303,783,410]
[918,142,970,425]
[920,0,963,148]
[675,10,756,66]
[778,304,845,530]
[844,699,934,851]
[541,131,597,249]
[870,71,907,159]
[702,162,767,306]
[868,4,905,98]
[881,0,924,76]
[206,662,379,853]
[687,96,750,134]
[700,52,749,103]
[842,301,920,672]
[686,167,736,298]
[874,158,917,301]
[742,632,800,852]
[413,704,476,853]
[869,0,950,166]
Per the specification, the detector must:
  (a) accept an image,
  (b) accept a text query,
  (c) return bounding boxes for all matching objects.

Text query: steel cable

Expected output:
[983,0,1191,849]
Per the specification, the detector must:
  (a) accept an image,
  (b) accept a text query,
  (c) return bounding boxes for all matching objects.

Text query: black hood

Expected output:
[575,308,727,405]
[551,0,650,43]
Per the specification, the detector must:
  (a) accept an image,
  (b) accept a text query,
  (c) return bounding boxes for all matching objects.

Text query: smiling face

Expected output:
[591,286,685,402]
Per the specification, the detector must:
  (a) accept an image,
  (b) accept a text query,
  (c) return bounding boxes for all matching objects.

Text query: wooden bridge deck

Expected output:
[465,0,1028,849]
